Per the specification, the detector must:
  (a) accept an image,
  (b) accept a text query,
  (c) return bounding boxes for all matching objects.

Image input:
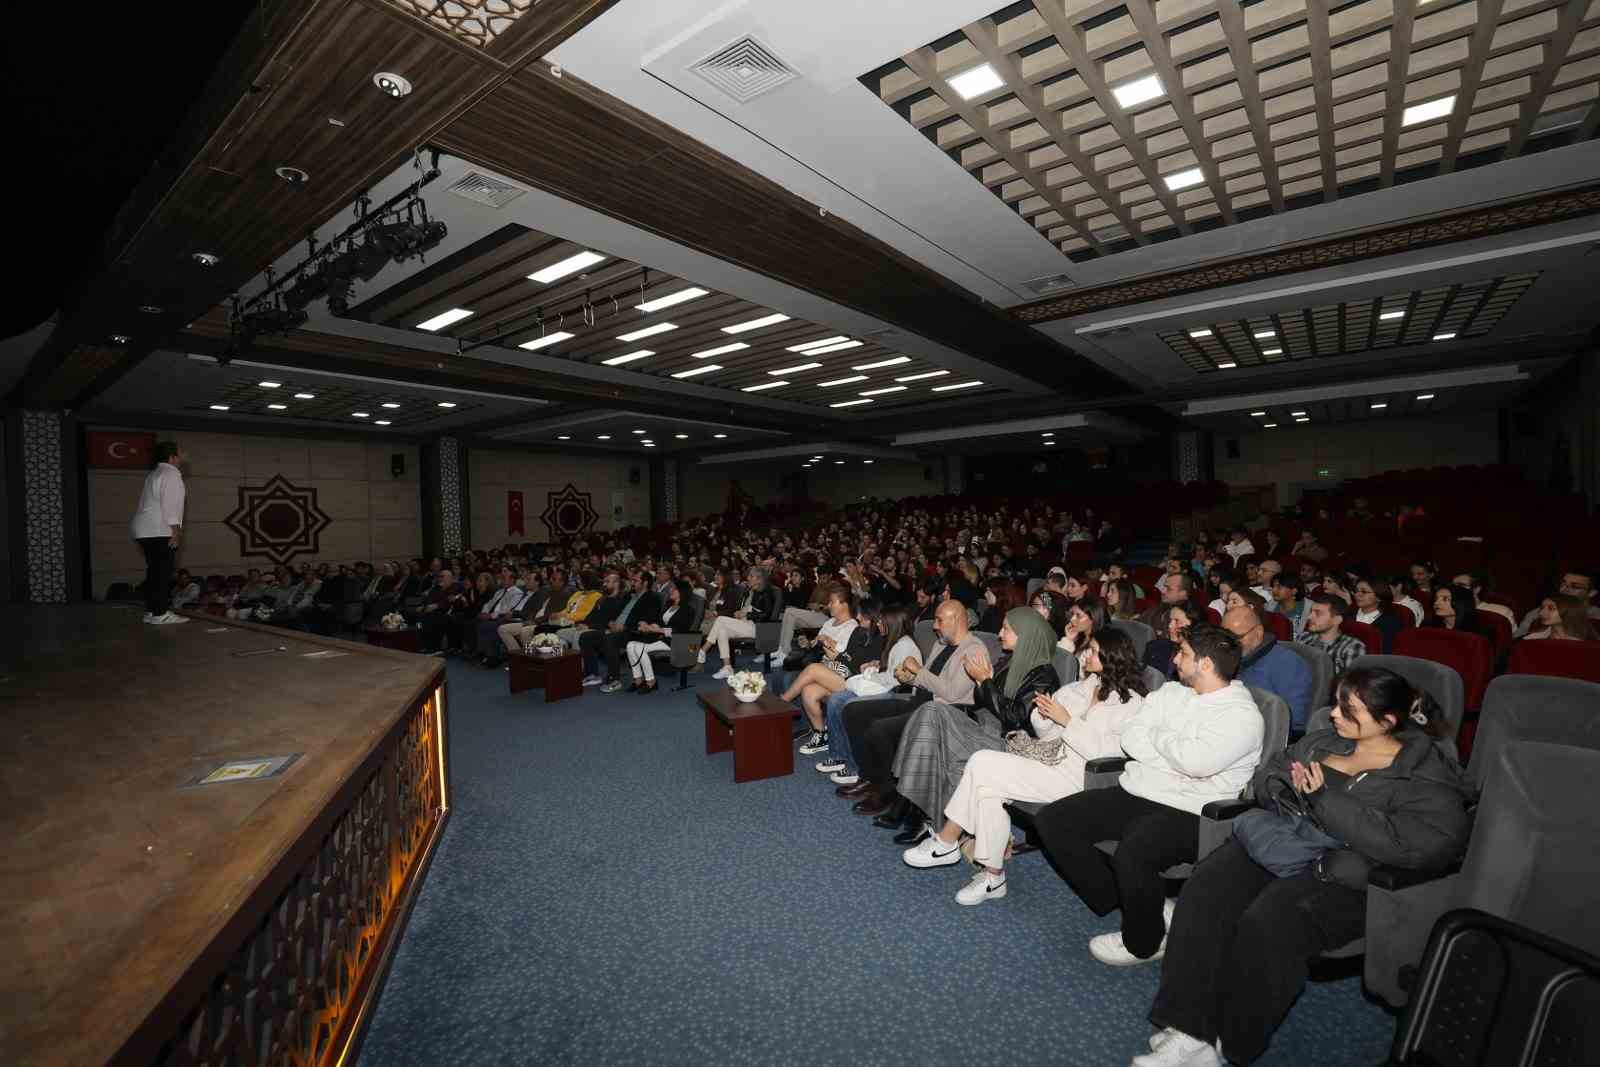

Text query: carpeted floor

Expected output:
[358,658,1398,1066]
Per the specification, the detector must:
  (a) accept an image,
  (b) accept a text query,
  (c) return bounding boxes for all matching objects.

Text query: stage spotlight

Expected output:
[283,269,329,312]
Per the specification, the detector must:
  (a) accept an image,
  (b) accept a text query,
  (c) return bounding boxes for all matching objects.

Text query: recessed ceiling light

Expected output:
[381,402,401,409]
[601,349,653,366]
[860,386,907,396]
[642,442,656,447]
[209,404,230,411]
[258,381,281,389]
[373,71,413,97]
[896,370,949,382]
[1294,417,1311,423]
[722,313,790,334]
[1432,332,1457,341]
[110,334,131,344]
[1261,348,1283,356]
[415,308,473,331]
[948,62,1003,100]
[713,433,727,438]
[819,375,868,387]
[1111,73,1164,109]
[1164,167,1205,191]
[675,434,689,439]
[1253,330,1275,340]
[1188,328,1212,339]
[931,380,984,391]
[691,342,748,359]
[1216,361,1238,369]
[528,250,606,283]
[352,412,370,418]
[596,434,611,440]
[1291,410,1307,416]
[632,429,647,434]
[863,460,874,465]
[852,356,911,370]
[138,304,162,314]
[437,401,457,408]
[1042,432,1054,437]
[191,251,220,267]
[1250,411,1267,416]
[1263,423,1278,428]
[617,322,678,342]
[671,364,721,378]
[1371,402,1388,409]
[267,403,288,410]
[635,287,708,313]
[1403,95,1455,127]
[374,420,392,426]
[1416,393,1435,400]
[786,335,849,352]
[1379,310,1406,320]
[804,340,865,355]
[519,331,575,351]
[275,166,310,185]
[293,392,316,399]
[830,398,874,408]
[1044,440,1058,446]
[557,435,570,440]
[771,362,822,375]
[743,380,788,392]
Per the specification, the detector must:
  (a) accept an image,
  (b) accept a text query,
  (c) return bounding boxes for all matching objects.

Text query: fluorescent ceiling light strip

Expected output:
[742,380,787,392]
[1379,310,1406,320]
[671,364,722,379]
[1261,348,1283,355]
[804,340,865,355]
[830,398,874,408]
[1164,167,1204,191]
[1253,330,1275,339]
[209,404,229,411]
[786,335,849,352]
[691,342,749,359]
[896,370,949,382]
[617,322,678,342]
[770,362,821,375]
[931,380,985,392]
[1188,328,1212,338]
[518,331,574,351]
[859,386,906,396]
[635,287,708,312]
[852,356,911,370]
[1112,73,1164,109]
[528,250,605,283]
[1216,362,1238,369]
[601,349,653,366]
[1432,332,1457,341]
[948,63,1003,100]
[818,375,868,387]
[416,308,474,331]
[233,360,546,405]
[721,313,790,334]
[1402,95,1455,127]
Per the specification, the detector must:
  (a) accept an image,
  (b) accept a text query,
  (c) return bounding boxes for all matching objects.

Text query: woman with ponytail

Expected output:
[1134,667,1470,1066]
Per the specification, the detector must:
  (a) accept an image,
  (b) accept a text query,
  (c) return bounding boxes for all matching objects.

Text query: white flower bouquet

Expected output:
[381,612,407,631]
[525,632,564,655]
[728,669,767,702]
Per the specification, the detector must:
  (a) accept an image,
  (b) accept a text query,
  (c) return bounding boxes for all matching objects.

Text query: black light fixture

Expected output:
[373,72,413,98]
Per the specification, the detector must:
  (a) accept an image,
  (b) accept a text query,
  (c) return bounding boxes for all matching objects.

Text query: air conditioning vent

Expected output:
[445,171,528,209]
[690,36,798,104]
[1022,272,1076,295]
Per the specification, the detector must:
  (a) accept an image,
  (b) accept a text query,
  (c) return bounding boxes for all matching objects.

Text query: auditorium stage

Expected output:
[0,605,449,1066]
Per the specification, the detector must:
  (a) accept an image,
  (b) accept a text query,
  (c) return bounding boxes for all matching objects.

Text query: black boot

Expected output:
[872,794,910,829]
[892,806,930,845]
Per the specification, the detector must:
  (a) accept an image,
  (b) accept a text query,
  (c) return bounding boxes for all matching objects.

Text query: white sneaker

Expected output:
[769,652,785,667]
[711,666,734,680]
[142,612,155,623]
[1164,896,1176,932]
[902,834,963,868]
[814,758,846,774]
[1089,929,1165,966]
[829,771,860,786]
[955,870,1007,905]
[798,731,830,755]
[582,674,603,686]
[1130,1031,1220,1067]
[149,612,190,625]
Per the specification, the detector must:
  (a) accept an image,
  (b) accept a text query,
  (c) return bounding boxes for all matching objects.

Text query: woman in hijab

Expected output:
[887,607,1059,844]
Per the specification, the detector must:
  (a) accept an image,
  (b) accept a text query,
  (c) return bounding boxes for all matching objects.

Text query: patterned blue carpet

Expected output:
[358,659,1398,1066]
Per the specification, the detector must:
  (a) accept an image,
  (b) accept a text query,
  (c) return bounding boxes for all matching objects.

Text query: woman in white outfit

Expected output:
[624,579,696,693]
[902,626,1148,905]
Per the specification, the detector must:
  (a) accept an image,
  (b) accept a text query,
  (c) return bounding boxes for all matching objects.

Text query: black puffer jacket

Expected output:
[745,584,780,622]
[1254,727,1471,889]
[973,659,1060,736]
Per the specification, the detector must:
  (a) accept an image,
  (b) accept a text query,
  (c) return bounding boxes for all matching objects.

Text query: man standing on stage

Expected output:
[130,441,190,625]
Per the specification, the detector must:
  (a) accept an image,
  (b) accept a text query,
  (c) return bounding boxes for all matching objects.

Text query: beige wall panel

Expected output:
[307,440,369,481]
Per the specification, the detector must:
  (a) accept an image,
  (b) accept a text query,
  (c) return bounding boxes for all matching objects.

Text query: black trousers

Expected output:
[843,696,915,784]
[137,536,174,615]
[602,630,651,681]
[577,629,607,676]
[419,613,460,652]
[1151,839,1367,1064]
[1034,785,1199,959]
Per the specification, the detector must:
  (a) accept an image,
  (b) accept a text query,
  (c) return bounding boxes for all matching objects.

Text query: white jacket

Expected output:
[1032,676,1144,794]
[1118,680,1263,814]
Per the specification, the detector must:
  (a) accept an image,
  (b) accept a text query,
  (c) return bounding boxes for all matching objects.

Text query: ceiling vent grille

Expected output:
[690,37,798,104]
[1022,272,1076,295]
[445,171,528,209]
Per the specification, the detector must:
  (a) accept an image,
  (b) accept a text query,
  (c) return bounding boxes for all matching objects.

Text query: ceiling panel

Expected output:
[864,0,1600,262]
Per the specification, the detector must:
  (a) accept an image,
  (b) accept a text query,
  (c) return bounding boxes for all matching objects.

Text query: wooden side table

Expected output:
[697,688,796,783]
[366,625,423,654]
[507,650,583,701]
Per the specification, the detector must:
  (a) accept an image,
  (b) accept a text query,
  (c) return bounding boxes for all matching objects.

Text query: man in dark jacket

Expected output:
[1222,605,1314,732]
[599,571,664,691]
[573,572,630,685]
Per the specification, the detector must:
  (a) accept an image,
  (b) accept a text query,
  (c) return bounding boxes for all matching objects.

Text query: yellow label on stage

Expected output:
[202,760,274,784]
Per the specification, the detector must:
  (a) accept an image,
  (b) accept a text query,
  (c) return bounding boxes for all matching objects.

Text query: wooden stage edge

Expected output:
[0,606,451,1067]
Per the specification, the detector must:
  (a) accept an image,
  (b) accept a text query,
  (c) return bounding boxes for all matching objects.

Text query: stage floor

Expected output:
[0,605,443,1065]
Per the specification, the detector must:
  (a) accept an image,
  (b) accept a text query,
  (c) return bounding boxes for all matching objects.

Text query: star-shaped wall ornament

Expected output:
[540,483,599,538]
[223,475,333,565]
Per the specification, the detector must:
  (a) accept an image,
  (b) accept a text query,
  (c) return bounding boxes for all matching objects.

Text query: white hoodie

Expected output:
[1118,679,1263,814]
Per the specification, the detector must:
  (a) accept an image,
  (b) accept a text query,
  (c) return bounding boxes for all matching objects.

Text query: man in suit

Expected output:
[599,571,664,692]
[473,568,530,666]
[496,571,557,660]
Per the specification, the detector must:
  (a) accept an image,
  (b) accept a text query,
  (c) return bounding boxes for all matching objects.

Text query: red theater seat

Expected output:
[1263,612,1292,642]
[1395,629,1494,712]
[1507,639,1600,685]
[1342,619,1382,657]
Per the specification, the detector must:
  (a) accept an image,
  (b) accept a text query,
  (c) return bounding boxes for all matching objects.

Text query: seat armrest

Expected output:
[1200,798,1256,821]
[1085,756,1131,775]
[1367,862,1461,891]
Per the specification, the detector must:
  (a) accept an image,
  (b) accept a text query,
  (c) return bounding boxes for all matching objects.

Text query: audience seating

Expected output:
[913,619,937,661]
[646,594,706,691]
[1507,638,1600,684]
[1262,612,1292,642]
[728,587,785,675]
[1109,618,1153,662]
[973,631,1003,667]
[1279,639,1334,711]
[1394,629,1494,760]
[1051,646,1079,687]
[1341,619,1382,658]
[1473,610,1513,659]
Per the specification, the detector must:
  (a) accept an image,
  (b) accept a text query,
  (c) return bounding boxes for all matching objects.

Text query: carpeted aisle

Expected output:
[358,660,1397,1066]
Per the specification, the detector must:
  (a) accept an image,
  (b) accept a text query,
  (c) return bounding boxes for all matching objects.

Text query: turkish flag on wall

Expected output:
[508,490,525,536]
[86,430,156,469]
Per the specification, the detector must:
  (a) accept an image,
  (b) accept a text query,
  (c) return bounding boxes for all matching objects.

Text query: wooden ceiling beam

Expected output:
[1303,0,1341,202]
[1504,0,1592,157]
[1439,0,1507,174]
[1215,0,1287,213]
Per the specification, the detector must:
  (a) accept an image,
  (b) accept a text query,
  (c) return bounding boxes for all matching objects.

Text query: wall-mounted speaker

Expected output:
[1225,439,1240,460]
[391,453,405,478]
[629,466,641,485]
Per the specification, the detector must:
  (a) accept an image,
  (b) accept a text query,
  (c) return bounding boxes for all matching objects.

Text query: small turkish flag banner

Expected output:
[508,490,525,536]
[86,430,156,469]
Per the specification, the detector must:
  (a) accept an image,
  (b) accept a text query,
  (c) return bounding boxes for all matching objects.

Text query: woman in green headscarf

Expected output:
[888,606,1061,845]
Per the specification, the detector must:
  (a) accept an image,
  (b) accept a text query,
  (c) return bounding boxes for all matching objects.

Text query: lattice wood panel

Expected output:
[382,0,536,48]
[865,0,1600,262]
[1159,270,1539,371]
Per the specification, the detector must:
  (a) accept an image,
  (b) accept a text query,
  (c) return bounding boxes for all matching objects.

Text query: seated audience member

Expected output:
[913,578,943,624]
[172,569,201,609]
[418,569,459,654]
[275,569,322,626]
[1033,623,1262,966]
[1454,571,1514,627]
[1260,530,1282,560]
[891,608,1059,847]
[1061,571,1095,609]
[1318,572,1352,605]
[843,600,984,819]
[1393,582,1427,627]
[1153,559,1187,597]
[1221,527,1255,564]
[902,628,1147,904]
[1142,571,1196,632]
[1058,598,1109,670]
[1138,667,1468,1067]
[1030,589,1070,637]
[543,573,602,635]
[1269,575,1306,638]
[1225,587,1264,615]
[621,579,698,693]
[496,571,559,656]
[1223,605,1314,734]
[782,588,866,748]
[1106,578,1141,622]
[774,579,836,668]
[572,572,632,685]
[702,568,744,632]
[473,568,529,666]
[1297,593,1366,675]
[1289,528,1327,562]
[1351,577,1403,652]
[1205,571,1238,620]
[1142,603,1195,681]
[1296,560,1322,593]
[598,571,664,691]
[1408,560,1438,606]
[1515,569,1599,635]
[1249,559,1281,604]
[1044,567,1069,596]
[1104,561,1145,600]
[819,606,917,785]
[1517,594,1597,642]
[698,566,780,678]
[1424,584,1490,639]
[977,578,1024,634]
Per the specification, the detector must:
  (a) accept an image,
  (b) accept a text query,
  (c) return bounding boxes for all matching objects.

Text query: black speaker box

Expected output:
[391,453,405,478]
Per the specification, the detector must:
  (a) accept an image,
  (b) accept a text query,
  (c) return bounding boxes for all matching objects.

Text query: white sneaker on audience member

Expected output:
[142,613,155,623]
[797,730,830,755]
[902,834,962,868]
[1092,898,1176,966]
[814,758,846,774]
[149,612,189,625]
[955,870,1007,905]
[1130,1030,1220,1066]
[711,666,734,680]
[829,771,860,786]
[582,674,603,686]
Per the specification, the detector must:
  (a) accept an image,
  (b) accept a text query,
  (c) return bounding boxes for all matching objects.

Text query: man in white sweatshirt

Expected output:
[1034,622,1263,966]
